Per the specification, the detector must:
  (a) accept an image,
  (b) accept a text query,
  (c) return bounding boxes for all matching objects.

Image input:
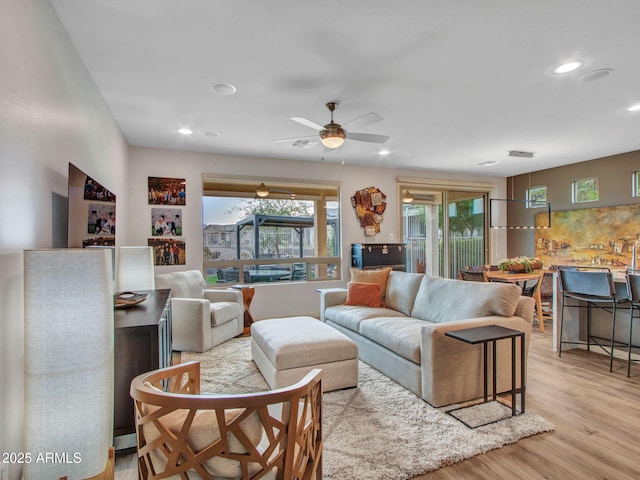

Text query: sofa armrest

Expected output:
[319,288,347,322]
[170,298,212,353]
[204,288,243,305]
[420,314,532,407]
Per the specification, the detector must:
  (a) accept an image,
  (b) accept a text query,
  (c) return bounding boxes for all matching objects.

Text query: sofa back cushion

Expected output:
[155,270,206,299]
[411,275,522,323]
[385,271,424,316]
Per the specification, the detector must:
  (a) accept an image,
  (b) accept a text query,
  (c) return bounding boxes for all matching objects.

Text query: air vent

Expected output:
[508,150,535,158]
[289,139,317,149]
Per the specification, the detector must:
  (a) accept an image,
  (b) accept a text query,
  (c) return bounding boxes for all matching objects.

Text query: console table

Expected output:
[114,289,172,450]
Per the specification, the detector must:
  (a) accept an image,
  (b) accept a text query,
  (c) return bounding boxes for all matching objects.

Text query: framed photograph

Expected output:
[148,238,186,266]
[83,174,115,202]
[82,236,115,247]
[148,177,186,205]
[87,203,116,235]
[151,208,182,236]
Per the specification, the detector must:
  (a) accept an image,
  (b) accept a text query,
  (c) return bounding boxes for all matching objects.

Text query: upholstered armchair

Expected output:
[155,270,244,352]
[130,361,323,480]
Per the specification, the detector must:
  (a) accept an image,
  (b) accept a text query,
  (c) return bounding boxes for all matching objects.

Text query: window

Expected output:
[202,175,340,285]
[572,177,599,203]
[633,171,640,197]
[526,185,547,208]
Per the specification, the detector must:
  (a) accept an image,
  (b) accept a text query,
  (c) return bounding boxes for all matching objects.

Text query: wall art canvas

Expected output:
[151,208,182,236]
[535,203,640,268]
[148,238,186,265]
[352,186,386,235]
[148,176,186,205]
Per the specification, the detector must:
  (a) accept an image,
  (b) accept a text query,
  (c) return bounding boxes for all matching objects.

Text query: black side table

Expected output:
[445,324,525,419]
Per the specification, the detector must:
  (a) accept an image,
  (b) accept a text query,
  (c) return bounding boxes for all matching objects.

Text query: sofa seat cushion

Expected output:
[210,301,243,326]
[411,275,522,323]
[155,270,206,299]
[359,317,425,363]
[324,305,405,333]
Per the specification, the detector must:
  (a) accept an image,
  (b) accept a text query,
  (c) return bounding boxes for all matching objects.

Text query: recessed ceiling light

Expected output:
[378,149,390,156]
[552,60,584,74]
[628,104,640,112]
[211,83,237,95]
[478,160,498,166]
[580,68,613,82]
[177,128,193,135]
[203,131,220,137]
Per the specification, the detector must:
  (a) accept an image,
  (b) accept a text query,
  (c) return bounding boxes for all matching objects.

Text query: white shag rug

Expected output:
[182,337,554,480]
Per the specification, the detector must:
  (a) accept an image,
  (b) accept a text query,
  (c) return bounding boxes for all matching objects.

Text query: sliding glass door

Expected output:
[402,189,488,278]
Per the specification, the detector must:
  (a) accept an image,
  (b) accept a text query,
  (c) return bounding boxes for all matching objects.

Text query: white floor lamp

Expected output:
[24,249,114,479]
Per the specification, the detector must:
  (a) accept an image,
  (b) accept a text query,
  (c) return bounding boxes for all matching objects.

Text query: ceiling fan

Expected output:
[274,102,389,149]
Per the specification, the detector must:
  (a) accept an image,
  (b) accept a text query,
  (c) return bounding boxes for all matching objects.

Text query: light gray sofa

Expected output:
[320,270,535,407]
[155,270,244,352]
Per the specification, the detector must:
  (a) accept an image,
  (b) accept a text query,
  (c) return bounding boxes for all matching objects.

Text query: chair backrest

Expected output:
[539,270,555,301]
[626,269,640,302]
[558,267,615,298]
[459,269,486,282]
[131,361,323,480]
[155,269,207,298]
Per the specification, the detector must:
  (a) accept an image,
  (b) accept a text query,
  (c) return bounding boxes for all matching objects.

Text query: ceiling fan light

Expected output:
[256,182,270,198]
[402,191,414,203]
[321,136,345,148]
[320,125,345,148]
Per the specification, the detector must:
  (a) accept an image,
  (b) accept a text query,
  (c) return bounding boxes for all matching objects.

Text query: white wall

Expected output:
[126,146,508,320]
[0,1,128,478]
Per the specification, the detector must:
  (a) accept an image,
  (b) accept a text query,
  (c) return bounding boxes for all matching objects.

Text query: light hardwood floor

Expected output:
[115,327,640,480]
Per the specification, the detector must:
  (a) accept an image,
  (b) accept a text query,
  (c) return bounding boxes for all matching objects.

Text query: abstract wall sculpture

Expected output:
[535,203,640,268]
[352,186,386,235]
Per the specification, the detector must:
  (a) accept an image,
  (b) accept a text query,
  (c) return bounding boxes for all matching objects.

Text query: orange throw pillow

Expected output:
[344,282,383,308]
[350,267,393,304]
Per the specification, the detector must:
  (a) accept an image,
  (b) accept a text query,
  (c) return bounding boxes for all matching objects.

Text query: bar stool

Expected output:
[558,267,627,372]
[625,270,640,377]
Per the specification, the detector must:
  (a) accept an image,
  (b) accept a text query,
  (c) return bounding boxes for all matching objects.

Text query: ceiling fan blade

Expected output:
[342,112,383,130]
[290,116,325,131]
[346,132,389,144]
[273,135,318,143]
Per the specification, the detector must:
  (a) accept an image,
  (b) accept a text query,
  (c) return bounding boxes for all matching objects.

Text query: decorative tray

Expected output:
[114,291,149,308]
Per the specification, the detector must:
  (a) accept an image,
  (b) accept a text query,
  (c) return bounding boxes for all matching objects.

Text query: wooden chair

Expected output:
[131,361,323,480]
[458,269,487,282]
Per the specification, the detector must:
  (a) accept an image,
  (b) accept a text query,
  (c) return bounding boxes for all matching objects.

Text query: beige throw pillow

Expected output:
[350,267,393,306]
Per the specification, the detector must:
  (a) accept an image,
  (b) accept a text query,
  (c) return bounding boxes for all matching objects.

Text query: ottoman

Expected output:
[251,316,358,392]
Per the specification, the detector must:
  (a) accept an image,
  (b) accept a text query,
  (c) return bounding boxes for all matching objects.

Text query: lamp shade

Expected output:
[256,183,270,198]
[24,249,114,479]
[116,246,155,291]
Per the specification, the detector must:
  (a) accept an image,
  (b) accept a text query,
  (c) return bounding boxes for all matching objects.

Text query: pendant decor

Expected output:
[351,186,386,236]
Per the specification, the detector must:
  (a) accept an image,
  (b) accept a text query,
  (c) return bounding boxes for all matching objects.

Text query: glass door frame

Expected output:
[398,180,494,278]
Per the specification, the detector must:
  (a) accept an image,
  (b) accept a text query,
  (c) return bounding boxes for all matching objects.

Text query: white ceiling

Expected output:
[50,0,640,177]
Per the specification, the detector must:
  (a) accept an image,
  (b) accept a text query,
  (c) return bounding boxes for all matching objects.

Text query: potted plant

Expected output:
[498,256,543,273]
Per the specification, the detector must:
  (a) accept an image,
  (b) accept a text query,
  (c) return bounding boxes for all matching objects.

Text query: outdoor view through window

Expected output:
[202,181,340,286]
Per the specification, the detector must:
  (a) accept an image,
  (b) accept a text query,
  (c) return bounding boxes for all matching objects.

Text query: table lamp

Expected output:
[116,246,155,292]
[24,249,114,479]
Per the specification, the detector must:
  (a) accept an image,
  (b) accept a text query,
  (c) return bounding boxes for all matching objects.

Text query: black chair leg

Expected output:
[609,303,616,373]
[629,307,635,378]
[559,297,565,357]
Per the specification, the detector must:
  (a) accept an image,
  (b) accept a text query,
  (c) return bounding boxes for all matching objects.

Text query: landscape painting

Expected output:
[535,204,640,268]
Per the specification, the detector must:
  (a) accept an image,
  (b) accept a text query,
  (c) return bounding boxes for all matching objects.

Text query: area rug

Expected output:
[182,337,553,480]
